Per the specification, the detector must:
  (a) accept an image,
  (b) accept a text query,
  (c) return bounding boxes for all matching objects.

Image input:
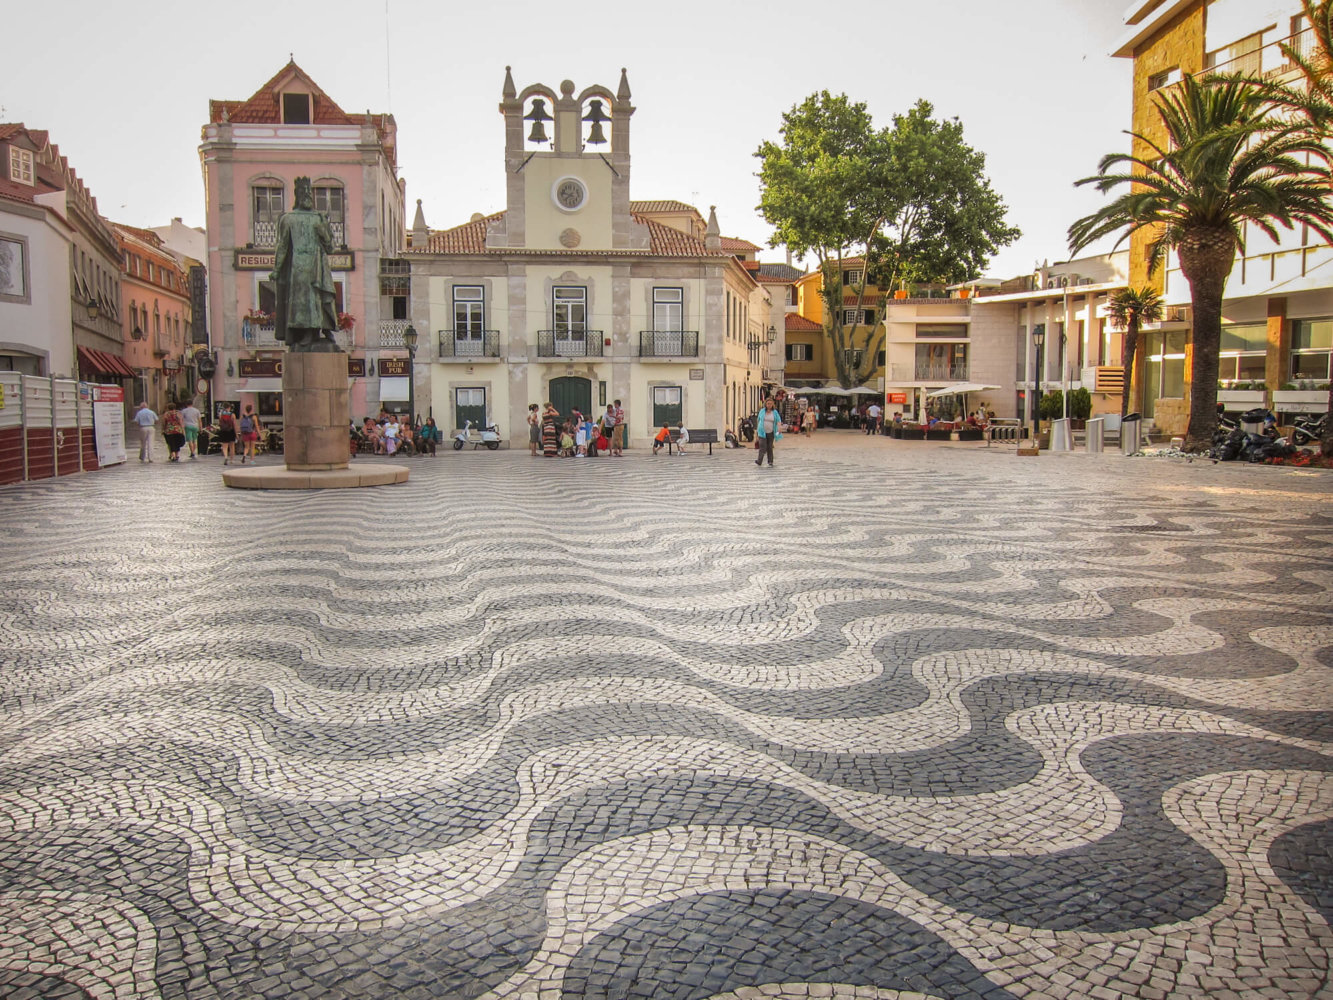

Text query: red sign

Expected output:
[887,393,908,404]
[348,358,366,377]
[378,357,409,377]
[93,385,125,402]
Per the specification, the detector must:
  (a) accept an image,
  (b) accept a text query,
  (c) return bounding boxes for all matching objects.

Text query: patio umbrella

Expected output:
[926,383,1000,398]
[849,386,880,395]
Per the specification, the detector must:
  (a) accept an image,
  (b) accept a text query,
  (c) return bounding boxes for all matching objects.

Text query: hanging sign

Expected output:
[239,359,283,378]
[377,357,409,377]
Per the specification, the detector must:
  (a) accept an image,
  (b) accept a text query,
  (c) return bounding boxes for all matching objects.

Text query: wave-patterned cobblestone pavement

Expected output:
[1,437,1331,999]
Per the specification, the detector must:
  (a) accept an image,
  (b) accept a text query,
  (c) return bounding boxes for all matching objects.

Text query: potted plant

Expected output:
[1217,379,1268,408]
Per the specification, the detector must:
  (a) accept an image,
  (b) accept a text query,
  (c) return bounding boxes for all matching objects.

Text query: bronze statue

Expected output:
[271,176,339,351]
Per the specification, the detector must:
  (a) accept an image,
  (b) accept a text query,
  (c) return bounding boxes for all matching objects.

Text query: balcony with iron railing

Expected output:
[536,330,605,357]
[250,219,346,248]
[379,320,412,347]
[638,330,699,357]
[890,363,970,382]
[439,331,501,358]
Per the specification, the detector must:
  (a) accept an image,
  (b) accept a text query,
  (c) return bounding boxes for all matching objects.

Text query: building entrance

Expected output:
[549,376,591,420]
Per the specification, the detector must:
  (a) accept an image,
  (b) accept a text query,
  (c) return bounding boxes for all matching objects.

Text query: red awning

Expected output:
[77,346,138,379]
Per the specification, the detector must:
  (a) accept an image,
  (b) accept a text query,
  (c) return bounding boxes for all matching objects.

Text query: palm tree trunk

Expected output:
[1178,229,1236,452]
[1121,321,1139,420]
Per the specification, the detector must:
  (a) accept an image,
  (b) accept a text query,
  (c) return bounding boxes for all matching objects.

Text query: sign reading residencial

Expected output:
[377,357,409,377]
[239,358,283,378]
[92,384,127,466]
[234,250,355,271]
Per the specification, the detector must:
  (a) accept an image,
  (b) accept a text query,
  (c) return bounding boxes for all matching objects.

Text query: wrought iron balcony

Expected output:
[379,320,412,347]
[639,330,699,357]
[329,220,346,247]
[251,220,277,248]
[537,330,604,357]
[891,363,969,382]
[439,330,501,358]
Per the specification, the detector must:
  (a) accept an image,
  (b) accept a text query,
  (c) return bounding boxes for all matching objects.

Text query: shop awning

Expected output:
[77,346,137,379]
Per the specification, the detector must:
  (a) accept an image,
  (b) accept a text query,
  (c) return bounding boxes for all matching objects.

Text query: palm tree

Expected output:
[1235,0,1333,455]
[1069,74,1333,451]
[1106,287,1163,420]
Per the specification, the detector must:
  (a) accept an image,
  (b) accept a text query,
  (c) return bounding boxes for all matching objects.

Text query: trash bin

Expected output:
[1049,417,1073,452]
[1240,407,1269,436]
[1121,412,1142,454]
[1086,416,1104,453]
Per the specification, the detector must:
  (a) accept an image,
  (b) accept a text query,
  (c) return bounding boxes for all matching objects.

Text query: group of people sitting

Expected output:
[353,412,442,457]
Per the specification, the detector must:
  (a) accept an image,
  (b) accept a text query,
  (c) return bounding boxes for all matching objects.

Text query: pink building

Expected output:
[113,224,190,411]
[200,62,406,424]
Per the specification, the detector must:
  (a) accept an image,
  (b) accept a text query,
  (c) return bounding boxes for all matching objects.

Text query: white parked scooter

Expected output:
[453,419,502,451]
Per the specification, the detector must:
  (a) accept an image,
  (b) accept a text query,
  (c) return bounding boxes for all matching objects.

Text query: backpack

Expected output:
[220,412,235,431]
[240,414,254,434]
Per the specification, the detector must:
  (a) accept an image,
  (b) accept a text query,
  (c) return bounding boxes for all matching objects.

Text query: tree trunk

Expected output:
[1177,228,1237,452]
[1120,320,1139,420]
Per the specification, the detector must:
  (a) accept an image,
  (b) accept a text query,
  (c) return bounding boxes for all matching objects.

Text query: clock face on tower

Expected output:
[553,176,587,212]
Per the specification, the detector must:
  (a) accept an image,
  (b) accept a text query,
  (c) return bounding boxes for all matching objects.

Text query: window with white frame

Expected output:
[843,308,875,326]
[314,184,346,245]
[453,286,485,338]
[0,233,29,302]
[844,348,864,368]
[653,287,683,331]
[1218,323,1269,382]
[1148,67,1182,91]
[786,343,812,362]
[252,185,284,245]
[842,269,862,286]
[651,385,682,428]
[8,147,33,186]
[553,286,586,337]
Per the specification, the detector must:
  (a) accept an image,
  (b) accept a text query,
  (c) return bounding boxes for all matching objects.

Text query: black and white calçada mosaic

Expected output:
[1,440,1331,1000]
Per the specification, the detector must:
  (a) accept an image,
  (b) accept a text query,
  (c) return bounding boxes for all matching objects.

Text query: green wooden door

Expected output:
[549,377,591,422]
[455,387,486,433]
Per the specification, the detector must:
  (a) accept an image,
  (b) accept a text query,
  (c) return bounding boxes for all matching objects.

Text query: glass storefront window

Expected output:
[1292,318,1332,351]
[1219,323,1267,352]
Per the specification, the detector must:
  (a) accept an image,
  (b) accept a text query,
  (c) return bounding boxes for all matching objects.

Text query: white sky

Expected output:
[2,0,1132,279]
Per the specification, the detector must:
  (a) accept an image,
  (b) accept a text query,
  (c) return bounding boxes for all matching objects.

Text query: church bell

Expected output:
[524,99,552,144]
[582,99,609,145]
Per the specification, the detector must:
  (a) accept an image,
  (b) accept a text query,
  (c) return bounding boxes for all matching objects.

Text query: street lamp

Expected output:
[1031,326,1046,438]
[403,324,418,423]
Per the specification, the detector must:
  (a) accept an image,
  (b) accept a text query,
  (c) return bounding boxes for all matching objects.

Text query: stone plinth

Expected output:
[222,465,410,489]
[284,351,351,471]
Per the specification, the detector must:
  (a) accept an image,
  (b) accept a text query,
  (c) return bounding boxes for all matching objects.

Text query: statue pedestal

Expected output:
[283,351,351,470]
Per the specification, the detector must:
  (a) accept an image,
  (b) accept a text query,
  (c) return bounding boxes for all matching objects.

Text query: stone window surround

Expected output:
[0,230,31,304]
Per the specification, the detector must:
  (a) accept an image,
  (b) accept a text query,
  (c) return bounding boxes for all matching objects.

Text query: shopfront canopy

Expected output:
[926,382,1000,398]
[76,346,137,379]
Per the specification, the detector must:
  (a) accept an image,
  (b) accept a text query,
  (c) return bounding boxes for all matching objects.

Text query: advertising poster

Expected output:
[92,385,127,466]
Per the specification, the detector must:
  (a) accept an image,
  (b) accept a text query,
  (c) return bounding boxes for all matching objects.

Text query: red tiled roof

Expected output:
[843,293,884,304]
[629,200,699,214]
[786,314,822,332]
[208,60,390,128]
[720,236,761,252]
[0,124,23,141]
[0,177,36,204]
[413,210,728,257]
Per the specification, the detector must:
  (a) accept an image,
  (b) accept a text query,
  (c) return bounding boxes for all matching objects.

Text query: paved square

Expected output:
[1,435,1331,1000]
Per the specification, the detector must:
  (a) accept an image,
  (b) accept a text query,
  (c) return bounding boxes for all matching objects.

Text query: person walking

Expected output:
[132,401,159,463]
[238,404,261,464]
[216,406,237,464]
[162,403,186,462]
[866,401,882,436]
[754,398,782,468]
[181,399,202,458]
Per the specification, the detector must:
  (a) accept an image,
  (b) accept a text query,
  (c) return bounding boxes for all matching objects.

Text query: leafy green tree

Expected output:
[757,93,1018,388]
[1069,74,1333,450]
[1106,287,1163,420]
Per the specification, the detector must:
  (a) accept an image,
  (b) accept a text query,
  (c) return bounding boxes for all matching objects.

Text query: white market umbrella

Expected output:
[926,383,1000,398]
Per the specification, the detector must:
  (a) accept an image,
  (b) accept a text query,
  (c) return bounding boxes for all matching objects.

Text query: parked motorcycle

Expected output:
[453,419,502,451]
[1292,412,1327,447]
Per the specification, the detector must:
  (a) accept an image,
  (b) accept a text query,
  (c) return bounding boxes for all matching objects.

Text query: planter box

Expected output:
[900,426,925,440]
[955,428,984,442]
[1218,389,1267,408]
[1272,389,1329,414]
[926,428,953,441]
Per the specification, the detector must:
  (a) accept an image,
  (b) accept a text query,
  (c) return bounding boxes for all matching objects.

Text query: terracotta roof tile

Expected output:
[719,235,762,252]
[843,293,884,305]
[629,199,700,214]
[208,60,390,128]
[757,263,805,281]
[411,210,729,258]
[0,124,24,141]
[786,314,822,332]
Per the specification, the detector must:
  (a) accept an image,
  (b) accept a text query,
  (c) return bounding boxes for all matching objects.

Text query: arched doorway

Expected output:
[548,376,592,420]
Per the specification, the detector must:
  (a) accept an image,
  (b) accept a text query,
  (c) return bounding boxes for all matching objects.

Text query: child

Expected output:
[575,419,588,457]
[675,426,689,455]
[652,424,672,455]
[559,422,575,457]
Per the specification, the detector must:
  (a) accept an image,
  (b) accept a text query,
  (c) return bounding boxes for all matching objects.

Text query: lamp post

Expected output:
[1031,326,1046,439]
[403,324,418,424]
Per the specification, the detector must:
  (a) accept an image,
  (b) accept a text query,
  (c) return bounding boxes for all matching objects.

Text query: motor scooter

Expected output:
[1292,412,1327,446]
[453,419,503,451]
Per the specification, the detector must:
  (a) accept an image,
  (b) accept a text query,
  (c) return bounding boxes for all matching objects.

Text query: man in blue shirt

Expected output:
[754,398,782,468]
[132,402,159,463]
